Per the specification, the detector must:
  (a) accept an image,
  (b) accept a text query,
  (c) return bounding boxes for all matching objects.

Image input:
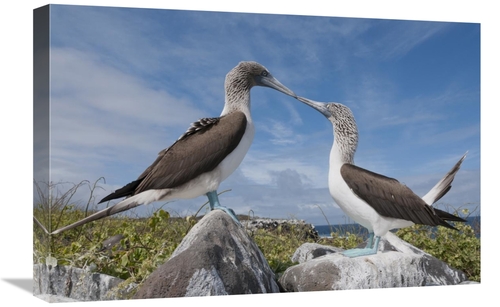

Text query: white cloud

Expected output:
[49,47,206,185]
[373,21,449,61]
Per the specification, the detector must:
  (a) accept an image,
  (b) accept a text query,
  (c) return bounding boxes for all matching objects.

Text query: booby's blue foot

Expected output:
[206,191,241,225]
[342,235,380,258]
[342,247,377,257]
[366,232,374,249]
[213,205,241,225]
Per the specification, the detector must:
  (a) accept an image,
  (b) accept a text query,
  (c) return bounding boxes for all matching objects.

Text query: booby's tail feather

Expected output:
[422,151,467,206]
[435,208,467,222]
[51,197,141,235]
[99,179,142,203]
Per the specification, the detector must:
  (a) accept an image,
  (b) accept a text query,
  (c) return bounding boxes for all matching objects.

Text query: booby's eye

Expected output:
[261,71,269,77]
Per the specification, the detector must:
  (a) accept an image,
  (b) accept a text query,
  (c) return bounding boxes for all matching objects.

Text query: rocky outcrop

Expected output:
[291,242,344,263]
[279,232,469,291]
[133,210,279,298]
[33,215,476,302]
[33,263,137,302]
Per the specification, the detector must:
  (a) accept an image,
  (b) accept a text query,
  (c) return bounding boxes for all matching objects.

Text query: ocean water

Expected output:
[314,215,480,238]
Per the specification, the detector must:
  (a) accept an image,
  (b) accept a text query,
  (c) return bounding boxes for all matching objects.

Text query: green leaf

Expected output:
[121,253,129,267]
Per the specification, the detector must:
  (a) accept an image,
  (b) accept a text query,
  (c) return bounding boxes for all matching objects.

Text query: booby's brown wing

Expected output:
[99,111,247,203]
[136,111,247,192]
[340,163,455,229]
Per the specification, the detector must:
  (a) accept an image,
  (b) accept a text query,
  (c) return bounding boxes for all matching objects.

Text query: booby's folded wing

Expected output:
[99,111,247,203]
[340,163,456,229]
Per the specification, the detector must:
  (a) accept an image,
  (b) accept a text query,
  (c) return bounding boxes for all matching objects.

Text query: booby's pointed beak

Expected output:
[255,73,297,98]
[296,96,331,118]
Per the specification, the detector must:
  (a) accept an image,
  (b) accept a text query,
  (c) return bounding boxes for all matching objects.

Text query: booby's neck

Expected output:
[330,134,356,167]
[328,103,358,166]
[220,93,252,119]
[220,64,254,118]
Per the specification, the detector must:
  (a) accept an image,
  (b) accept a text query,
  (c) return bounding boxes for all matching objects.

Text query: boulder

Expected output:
[279,232,469,291]
[33,263,136,302]
[133,210,279,298]
[291,242,343,263]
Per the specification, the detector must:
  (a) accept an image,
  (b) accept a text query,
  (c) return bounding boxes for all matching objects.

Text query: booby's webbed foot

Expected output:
[366,232,374,249]
[341,235,380,258]
[206,191,241,225]
[341,247,377,257]
[214,205,241,225]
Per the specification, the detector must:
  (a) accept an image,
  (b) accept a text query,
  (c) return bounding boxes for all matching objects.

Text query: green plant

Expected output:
[320,231,364,250]
[33,179,196,286]
[249,222,316,276]
[396,208,480,282]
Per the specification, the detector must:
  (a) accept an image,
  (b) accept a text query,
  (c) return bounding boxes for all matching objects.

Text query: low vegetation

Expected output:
[33,179,481,289]
[395,208,480,282]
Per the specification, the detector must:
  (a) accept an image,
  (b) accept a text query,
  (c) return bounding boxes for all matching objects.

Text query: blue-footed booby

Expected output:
[50,62,296,235]
[296,96,466,257]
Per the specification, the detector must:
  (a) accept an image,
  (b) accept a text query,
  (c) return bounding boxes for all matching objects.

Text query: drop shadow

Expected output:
[2,278,32,294]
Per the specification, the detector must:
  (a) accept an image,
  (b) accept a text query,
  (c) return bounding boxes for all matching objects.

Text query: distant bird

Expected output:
[51,61,296,235]
[296,96,466,257]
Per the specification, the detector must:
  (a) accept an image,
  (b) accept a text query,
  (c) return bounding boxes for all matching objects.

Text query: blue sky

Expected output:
[39,5,481,226]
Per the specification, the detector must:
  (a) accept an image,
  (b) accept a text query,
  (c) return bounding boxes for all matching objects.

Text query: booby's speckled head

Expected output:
[225,61,297,100]
[296,96,358,162]
[296,96,356,126]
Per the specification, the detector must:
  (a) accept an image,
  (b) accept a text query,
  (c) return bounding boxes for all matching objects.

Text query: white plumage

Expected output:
[296,96,466,257]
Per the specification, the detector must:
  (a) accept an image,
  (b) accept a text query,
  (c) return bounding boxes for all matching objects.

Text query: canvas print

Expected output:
[33,4,480,303]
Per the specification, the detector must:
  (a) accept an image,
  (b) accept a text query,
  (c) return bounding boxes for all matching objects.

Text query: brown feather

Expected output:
[99,111,247,203]
[135,111,247,193]
[340,163,456,228]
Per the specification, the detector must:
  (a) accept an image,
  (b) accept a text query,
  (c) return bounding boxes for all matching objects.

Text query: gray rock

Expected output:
[33,263,137,302]
[134,210,279,298]
[279,232,468,291]
[291,243,343,264]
